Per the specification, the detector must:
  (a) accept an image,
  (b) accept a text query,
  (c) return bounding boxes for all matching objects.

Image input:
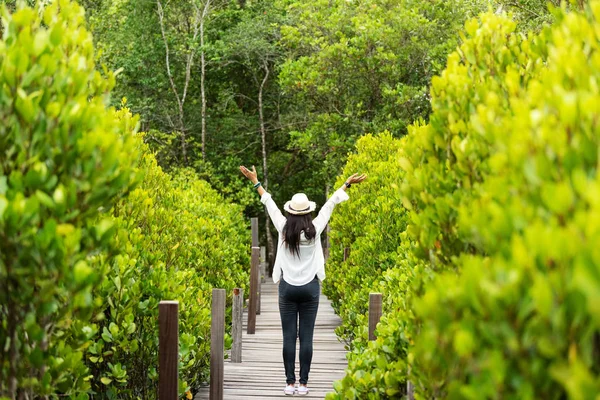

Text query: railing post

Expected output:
[159,301,178,400]
[343,247,350,261]
[247,247,260,334]
[257,271,262,316]
[260,246,266,283]
[368,293,382,341]
[231,288,243,363]
[210,289,226,400]
[251,217,259,247]
[251,218,262,315]
[323,247,330,261]
[407,380,415,400]
[324,185,330,259]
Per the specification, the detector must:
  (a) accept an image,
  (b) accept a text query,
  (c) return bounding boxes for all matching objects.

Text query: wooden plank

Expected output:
[159,301,178,400]
[247,247,260,334]
[368,293,382,341]
[231,288,243,363]
[210,289,226,400]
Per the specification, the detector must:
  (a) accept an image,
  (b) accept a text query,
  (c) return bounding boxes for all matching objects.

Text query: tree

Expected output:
[278,0,487,193]
[156,0,216,164]
[219,6,283,267]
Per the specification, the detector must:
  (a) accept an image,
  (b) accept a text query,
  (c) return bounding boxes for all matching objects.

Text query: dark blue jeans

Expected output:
[278,276,320,385]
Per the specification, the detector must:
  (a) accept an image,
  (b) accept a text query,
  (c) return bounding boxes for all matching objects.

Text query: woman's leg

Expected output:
[279,279,299,385]
[298,279,320,385]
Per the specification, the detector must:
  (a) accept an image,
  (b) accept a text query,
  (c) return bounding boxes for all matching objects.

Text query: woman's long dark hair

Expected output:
[283,213,316,258]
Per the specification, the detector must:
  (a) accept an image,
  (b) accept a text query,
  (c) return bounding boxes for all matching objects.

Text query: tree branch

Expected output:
[156,0,183,113]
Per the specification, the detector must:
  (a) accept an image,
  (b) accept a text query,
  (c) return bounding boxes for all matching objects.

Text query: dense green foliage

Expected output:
[82,0,289,206]
[0,1,140,395]
[410,6,600,398]
[323,132,421,398]
[323,133,408,343]
[324,3,600,399]
[0,2,248,398]
[88,140,249,398]
[4,0,595,397]
[80,0,490,246]
[278,0,486,185]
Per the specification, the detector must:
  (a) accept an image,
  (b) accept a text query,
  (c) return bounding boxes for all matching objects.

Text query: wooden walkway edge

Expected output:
[196,281,347,399]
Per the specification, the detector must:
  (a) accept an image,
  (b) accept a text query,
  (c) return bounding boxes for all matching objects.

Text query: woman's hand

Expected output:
[239,165,259,184]
[345,173,367,185]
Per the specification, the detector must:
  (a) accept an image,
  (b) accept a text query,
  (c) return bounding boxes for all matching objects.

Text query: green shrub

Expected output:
[412,5,600,398]
[323,132,407,343]
[0,0,141,396]
[327,3,600,399]
[87,149,250,398]
[326,236,426,399]
[0,1,250,398]
[323,133,423,399]
[400,12,544,265]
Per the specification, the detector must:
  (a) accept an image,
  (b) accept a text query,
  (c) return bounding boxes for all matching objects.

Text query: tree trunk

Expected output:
[179,110,188,164]
[200,51,207,161]
[200,0,210,161]
[258,62,276,271]
[157,0,206,166]
[157,0,186,164]
[259,62,269,192]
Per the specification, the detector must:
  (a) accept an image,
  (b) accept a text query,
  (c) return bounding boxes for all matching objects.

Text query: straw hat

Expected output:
[283,193,316,215]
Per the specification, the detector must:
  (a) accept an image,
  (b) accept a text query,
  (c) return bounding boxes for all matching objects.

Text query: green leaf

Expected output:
[100,377,112,385]
[453,329,474,357]
[74,261,93,285]
[35,190,54,209]
[0,196,7,220]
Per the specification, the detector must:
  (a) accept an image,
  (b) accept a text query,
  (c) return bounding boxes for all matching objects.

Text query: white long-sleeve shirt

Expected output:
[261,188,349,286]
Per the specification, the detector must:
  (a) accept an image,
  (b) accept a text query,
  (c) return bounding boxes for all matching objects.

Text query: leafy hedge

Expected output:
[322,133,407,343]
[325,3,600,399]
[0,1,140,396]
[322,132,424,398]
[88,147,249,398]
[0,1,249,398]
[410,6,600,398]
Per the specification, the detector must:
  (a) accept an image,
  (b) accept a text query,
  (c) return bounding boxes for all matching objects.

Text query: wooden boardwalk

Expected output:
[196,280,347,399]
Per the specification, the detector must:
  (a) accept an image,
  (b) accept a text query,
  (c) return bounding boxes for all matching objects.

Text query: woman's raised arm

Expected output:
[240,165,286,232]
[313,173,367,234]
[239,165,265,197]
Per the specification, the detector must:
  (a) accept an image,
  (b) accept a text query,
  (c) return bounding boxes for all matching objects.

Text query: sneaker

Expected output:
[284,384,296,395]
[297,385,309,396]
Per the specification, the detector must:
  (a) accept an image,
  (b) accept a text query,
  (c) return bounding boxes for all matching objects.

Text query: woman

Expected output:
[239,165,366,396]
